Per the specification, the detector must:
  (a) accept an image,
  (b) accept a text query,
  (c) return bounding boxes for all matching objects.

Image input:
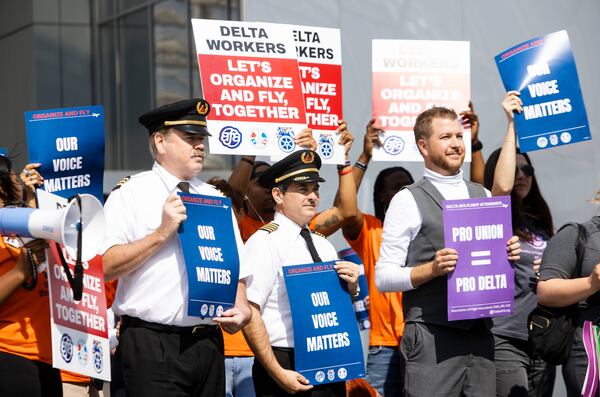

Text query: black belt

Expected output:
[121,315,219,336]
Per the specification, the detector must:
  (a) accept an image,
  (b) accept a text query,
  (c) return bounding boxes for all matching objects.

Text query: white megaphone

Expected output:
[0,194,105,262]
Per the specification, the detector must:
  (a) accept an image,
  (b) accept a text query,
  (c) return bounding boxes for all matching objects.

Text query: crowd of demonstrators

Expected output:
[242,149,360,397]
[375,106,521,397]
[3,91,599,397]
[485,92,556,396]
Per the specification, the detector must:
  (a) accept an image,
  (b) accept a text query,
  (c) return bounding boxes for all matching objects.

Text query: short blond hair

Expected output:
[413,107,458,142]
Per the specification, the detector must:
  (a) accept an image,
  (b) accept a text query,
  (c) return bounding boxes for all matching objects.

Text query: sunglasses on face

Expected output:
[515,164,534,177]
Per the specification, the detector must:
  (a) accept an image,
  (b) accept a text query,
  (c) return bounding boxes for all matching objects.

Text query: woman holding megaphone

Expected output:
[0,154,60,397]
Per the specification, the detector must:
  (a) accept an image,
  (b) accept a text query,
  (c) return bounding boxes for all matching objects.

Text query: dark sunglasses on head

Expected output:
[515,164,534,177]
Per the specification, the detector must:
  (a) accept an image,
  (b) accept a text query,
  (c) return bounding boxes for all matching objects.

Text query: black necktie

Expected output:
[300,228,322,263]
[177,181,190,193]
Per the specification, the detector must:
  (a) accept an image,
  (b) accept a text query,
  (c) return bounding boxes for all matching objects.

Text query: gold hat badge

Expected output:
[196,101,209,116]
[301,151,314,164]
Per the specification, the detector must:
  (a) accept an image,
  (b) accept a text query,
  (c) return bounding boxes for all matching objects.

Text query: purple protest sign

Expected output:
[443,196,514,321]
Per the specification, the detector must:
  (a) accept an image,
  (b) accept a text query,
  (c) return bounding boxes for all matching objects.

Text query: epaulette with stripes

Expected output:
[111,176,131,192]
[259,222,279,233]
[311,229,325,238]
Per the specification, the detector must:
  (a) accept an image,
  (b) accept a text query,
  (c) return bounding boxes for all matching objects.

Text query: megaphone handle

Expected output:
[22,247,38,290]
[56,195,85,301]
[56,242,81,300]
[73,194,83,301]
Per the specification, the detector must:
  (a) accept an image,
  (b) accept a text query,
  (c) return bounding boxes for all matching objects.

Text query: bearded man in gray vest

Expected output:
[375,107,521,396]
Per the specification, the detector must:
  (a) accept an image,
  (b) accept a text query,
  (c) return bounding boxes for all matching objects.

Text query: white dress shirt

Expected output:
[245,211,338,348]
[375,168,490,293]
[102,162,251,326]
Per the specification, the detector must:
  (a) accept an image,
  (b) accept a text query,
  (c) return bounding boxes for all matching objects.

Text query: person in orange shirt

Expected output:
[0,154,57,397]
[336,120,414,397]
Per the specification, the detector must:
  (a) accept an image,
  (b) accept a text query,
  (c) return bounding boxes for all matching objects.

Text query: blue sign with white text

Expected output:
[495,30,591,152]
[283,261,365,385]
[178,193,239,318]
[24,106,105,202]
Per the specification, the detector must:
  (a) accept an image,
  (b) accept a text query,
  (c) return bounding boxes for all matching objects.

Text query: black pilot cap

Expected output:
[138,98,211,136]
[258,150,325,189]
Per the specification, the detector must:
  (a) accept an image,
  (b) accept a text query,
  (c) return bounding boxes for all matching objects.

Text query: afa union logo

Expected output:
[219,126,242,149]
[382,136,405,155]
[60,333,74,363]
[277,127,296,153]
[250,131,268,148]
[318,134,334,159]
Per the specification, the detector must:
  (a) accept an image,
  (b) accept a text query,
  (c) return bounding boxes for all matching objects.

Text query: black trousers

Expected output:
[0,351,62,397]
[119,320,225,397]
[253,347,346,397]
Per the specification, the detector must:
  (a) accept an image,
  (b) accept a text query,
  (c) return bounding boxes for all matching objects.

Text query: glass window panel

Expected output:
[118,0,149,13]
[99,21,119,169]
[154,0,188,106]
[98,0,116,21]
[97,0,241,172]
[119,9,153,170]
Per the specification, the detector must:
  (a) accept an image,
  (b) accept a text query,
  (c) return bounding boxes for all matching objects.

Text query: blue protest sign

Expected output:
[495,30,591,152]
[24,106,105,202]
[0,148,7,156]
[338,248,370,330]
[178,193,239,318]
[283,261,365,385]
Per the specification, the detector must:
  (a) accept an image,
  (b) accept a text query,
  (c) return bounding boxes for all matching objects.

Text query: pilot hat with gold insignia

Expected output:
[258,150,325,189]
[138,98,211,136]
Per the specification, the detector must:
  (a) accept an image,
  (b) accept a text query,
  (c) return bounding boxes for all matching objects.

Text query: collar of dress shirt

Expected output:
[274,211,306,235]
[423,167,464,185]
[152,161,203,193]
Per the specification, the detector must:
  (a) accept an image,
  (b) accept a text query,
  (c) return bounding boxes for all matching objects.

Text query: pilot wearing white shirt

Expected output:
[243,150,359,397]
[102,98,251,397]
[375,107,521,397]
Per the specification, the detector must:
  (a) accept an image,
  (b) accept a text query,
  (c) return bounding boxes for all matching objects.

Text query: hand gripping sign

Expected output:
[283,261,365,386]
[443,196,514,321]
[177,193,240,318]
[25,106,105,202]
